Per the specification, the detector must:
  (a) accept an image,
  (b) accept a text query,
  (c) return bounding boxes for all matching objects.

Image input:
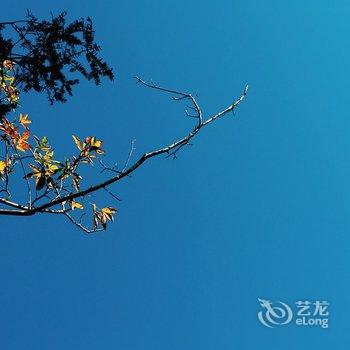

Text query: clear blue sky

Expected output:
[1,1,349,349]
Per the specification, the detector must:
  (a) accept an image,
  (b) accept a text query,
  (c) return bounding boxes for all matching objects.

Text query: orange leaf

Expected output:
[0,160,9,175]
[15,130,31,152]
[19,113,31,128]
[3,60,15,70]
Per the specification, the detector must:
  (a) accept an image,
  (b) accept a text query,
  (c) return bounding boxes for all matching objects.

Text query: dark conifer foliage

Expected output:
[0,11,114,109]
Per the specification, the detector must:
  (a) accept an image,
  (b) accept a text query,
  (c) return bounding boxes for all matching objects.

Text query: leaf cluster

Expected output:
[0,111,116,230]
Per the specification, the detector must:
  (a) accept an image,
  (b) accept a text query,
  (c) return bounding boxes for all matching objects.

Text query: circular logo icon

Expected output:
[257,298,293,328]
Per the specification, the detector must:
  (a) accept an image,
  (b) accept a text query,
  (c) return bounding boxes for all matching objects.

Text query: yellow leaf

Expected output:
[85,136,104,154]
[0,161,7,174]
[99,207,117,227]
[71,200,84,210]
[46,164,58,175]
[19,113,31,128]
[72,135,83,151]
[90,138,102,148]
[101,207,116,216]
[38,149,59,168]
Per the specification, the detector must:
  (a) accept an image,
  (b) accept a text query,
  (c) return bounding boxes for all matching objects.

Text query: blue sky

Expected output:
[1,1,350,349]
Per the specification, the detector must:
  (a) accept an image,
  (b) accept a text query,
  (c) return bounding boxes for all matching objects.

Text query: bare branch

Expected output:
[103,186,122,202]
[122,139,136,172]
[64,212,104,234]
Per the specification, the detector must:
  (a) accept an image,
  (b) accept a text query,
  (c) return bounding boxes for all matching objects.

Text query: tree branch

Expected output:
[0,78,248,223]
